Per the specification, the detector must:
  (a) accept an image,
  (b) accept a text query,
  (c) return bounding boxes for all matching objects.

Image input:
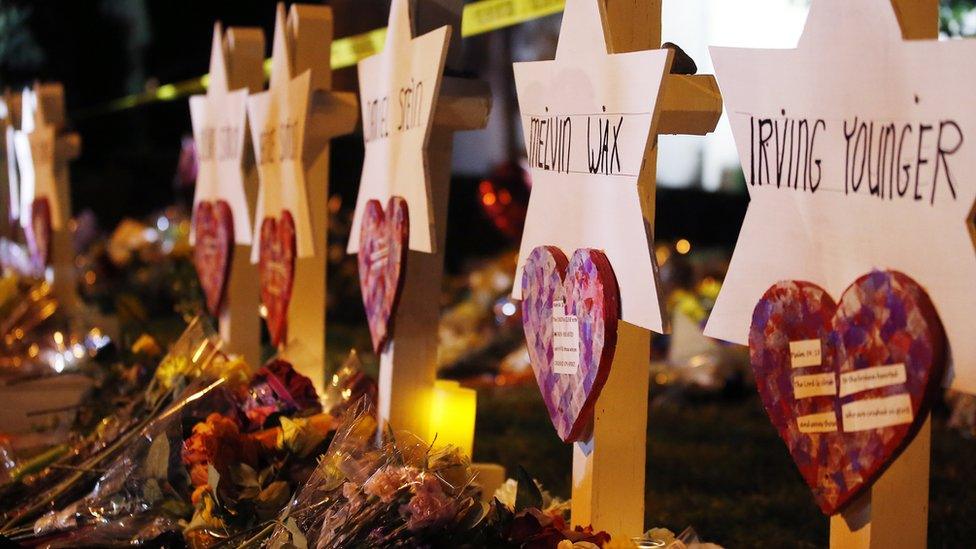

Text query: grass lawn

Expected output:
[473,384,976,547]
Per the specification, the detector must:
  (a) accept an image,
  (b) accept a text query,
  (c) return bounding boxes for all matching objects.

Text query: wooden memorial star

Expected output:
[12,83,79,299]
[189,22,264,366]
[704,0,976,394]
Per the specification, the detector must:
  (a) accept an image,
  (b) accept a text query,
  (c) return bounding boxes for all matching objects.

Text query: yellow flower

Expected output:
[154,356,193,390]
[277,415,331,457]
[206,355,251,389]
[0,274,19,310]
[131,334,162,356]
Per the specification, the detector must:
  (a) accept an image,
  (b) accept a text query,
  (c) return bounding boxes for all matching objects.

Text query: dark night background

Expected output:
[0,0,755,266]
[0,0,971,257]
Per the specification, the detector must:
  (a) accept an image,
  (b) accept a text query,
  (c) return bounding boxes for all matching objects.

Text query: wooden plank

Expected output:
[828,3,936,547]
[219,26,264,369]
[275,4,358,394]
[374,0,491,437]
[830,418,931,549]
[567,1,721,543]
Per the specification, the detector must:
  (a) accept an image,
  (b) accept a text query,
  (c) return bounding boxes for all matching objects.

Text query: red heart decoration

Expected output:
[193,200,235,316]
[749,270,945,515]
[521,245,619,442]
[258,212,297,348]
[357,197,409,353]
[25,197,52,275]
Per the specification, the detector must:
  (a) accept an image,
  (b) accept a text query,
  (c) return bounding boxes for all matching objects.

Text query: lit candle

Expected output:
[428,379,477,457]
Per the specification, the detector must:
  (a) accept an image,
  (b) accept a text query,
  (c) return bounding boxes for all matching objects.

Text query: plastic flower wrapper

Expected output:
[320,350,378,418]
[262,399,487,549]
[23,375,230,545]
[0,317,223,531]
[483,465,608,548]
[634,526,725,549]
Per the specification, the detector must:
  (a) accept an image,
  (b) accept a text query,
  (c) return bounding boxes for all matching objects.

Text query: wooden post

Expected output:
[375,0,492,437]
[569,1,722,543]
[14,84,81,312]
[830,418,931,549]
[826,6,937,549]
[0,93,14,244]
[255,4,358,393]
[190,24,265,369]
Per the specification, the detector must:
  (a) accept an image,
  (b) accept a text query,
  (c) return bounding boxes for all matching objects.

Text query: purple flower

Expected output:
[399,474,457,531]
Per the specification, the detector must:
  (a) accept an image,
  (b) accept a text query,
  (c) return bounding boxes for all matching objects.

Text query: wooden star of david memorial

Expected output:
[704,0,976,394]
[347,0,451,255]
[512,0,672,334]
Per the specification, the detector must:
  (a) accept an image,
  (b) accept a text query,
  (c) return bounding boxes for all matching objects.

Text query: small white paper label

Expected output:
[841,393,913,432]
[792,372,837,399]
[789,339,822,368]
[552,299,580,375]
[839,363,906,397]
[797,411,838,433]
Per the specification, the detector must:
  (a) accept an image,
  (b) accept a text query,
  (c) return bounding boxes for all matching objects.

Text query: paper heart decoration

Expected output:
[193,200,235,316]
[26,197,52,275]
[749,270,945,515]
[259,212,297,348]
[357,197,409,353]
[521,245,619,442]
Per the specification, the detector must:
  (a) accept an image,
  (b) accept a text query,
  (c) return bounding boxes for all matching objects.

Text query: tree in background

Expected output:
[943,0,976,35]
[0,1,43,88]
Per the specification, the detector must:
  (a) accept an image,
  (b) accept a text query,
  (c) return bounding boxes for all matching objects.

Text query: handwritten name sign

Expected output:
[706,0,976,393]
[512,0,671,333]
[348,0,450,255]
[746,111,962,206]
[247,5,317,261]
[189,23,258,245]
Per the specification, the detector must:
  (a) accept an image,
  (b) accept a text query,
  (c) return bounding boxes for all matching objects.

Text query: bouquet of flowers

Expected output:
[6,346,375,547]
[259,399,483,548]
[0,318,223,532]
[259,401,610,549]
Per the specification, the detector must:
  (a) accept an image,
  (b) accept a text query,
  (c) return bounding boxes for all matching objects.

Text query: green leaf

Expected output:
[455,497,490,531]
[232,462,261,489]
[208,464,221,491]
[144,434,170,480]
[142,478,163,503]
[513,465,543,512]
[284,517,308,549]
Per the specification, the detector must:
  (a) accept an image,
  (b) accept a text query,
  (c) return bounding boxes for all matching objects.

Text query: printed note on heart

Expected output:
[749,270,945,515]
[259,212,297,348]
[358,197,409,353]
[521,245,619,443]
[193,200,235,316]
[26,197,52,275]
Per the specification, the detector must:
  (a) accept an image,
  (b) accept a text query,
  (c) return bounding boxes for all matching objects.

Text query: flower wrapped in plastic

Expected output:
[240,359,322,430]
[0,318,223,533]
[264,399,489,548]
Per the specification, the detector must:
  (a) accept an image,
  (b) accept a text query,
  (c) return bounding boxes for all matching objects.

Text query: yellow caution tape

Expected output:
[77,0,565,118]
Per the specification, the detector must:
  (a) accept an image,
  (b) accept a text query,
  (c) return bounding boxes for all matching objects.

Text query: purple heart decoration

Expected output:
[357,196,409,353]
[521,245,619,443]
[749,270,945,514]
[193,200,235,316]
[26,197,52,275]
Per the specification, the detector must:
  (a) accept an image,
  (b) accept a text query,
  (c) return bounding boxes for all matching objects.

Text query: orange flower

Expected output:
[182,413,258,487]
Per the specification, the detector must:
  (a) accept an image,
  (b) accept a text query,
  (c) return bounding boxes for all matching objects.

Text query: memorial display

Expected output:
[0,0,972,547]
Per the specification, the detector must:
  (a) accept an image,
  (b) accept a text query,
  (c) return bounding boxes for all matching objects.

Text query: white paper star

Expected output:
[190,22,260,244]
[511,0,671,333]
[347,0,451,254]
[248,4,317,261]
[705,0,976,393]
